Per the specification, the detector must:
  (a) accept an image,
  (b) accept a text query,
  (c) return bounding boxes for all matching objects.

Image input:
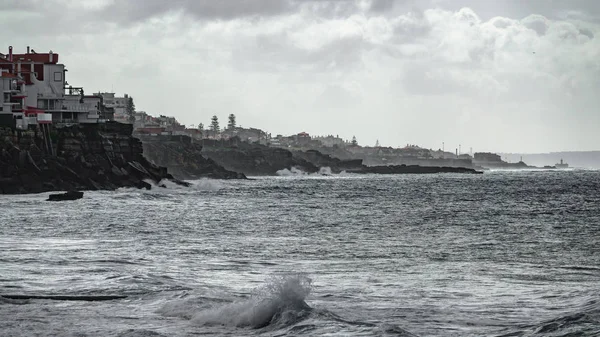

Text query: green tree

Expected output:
[126,96,135,124]
[351,136,358,146]
[227,114,236,130]
[210,115,220,133]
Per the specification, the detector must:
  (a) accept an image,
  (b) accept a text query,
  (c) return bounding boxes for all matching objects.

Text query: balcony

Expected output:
[43,103,94,113]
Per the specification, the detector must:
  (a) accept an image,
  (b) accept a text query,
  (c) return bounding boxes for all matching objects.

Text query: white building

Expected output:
[0,46,104,126]
[313,135,345,147]
[0,66,52,129]
[96,92,130,123]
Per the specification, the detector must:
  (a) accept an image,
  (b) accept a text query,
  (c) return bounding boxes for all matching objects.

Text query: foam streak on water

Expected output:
[1,171,599,336]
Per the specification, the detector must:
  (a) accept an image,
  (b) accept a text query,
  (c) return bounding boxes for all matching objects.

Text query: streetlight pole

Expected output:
[442,142,445,159]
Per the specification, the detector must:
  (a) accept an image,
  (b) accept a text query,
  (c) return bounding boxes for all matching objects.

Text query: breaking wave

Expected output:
[188,179,224,191]
[144,178,223,191]
[191,274,312,329]
[157,274,417,335]
[276,167,308,176]
[276,167,334,176]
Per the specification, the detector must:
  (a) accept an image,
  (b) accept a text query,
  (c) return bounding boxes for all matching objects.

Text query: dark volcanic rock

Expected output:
[292,149,363,173]
[136,134,246,180]
[353,164,483,174]
[200,138,482,176]
[200,138,318,176]
[47,190,84,201]
[0,123,186,195]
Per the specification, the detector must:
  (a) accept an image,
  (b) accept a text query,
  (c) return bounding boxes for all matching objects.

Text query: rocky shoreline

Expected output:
[136,134,246,180]
[199,138,482,176]
[0,122,188,195]
[1,126,484,195]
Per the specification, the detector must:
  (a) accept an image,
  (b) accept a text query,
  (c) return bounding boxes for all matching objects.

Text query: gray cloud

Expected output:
[2,0,600,152]
[99,0,297,23]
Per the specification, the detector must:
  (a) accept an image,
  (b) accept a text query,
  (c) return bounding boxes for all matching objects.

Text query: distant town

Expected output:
[1,45,569,170]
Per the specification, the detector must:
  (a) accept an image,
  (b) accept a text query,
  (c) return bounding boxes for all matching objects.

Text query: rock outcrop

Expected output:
[353,164,483,174]
[291,149,363,173]
[200,138,319,176]
[200,138,482,176]
[0,122,187,195]
[47,190,84,201]
[137,134,246,180]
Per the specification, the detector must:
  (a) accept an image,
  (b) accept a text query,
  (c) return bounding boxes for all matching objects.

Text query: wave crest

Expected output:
[276,167,333,176]
[191,274,312,329]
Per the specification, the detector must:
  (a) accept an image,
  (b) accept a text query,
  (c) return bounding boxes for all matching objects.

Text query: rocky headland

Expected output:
[0,122,187,194]
[199,138,319,176]
[198,138,482,176]
[136,134,246,180]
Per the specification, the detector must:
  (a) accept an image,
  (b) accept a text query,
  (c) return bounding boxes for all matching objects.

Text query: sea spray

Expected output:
[276,167,334,176]
[143,178,224,191]
[189,179,224,191]
[190,274,313,328]
[318,167,333,175]
[276,167,307,176]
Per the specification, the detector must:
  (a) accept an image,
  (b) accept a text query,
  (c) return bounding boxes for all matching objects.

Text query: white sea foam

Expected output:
[190,274,312,328]
[143,178,224,191]
[277,166,334,177]
[318,167,333,175]
[189,179,224,191]
[276,167,307,176]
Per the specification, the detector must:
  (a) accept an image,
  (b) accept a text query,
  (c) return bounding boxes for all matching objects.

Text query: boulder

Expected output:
[47,191,84,201]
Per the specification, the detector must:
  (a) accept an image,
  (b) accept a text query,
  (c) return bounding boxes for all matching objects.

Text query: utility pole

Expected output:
[442,142,445,159]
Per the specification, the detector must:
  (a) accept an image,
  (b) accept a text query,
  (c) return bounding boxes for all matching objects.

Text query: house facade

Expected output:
[0,45,111,129]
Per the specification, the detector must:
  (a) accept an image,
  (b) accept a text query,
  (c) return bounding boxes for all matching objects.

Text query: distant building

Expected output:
[96,92,130,123]
[397,144,431,158]
[313,135,344,147]
[295,132,311,146]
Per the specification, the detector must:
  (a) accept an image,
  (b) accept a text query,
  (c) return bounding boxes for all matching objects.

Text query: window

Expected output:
[54,72,62,82]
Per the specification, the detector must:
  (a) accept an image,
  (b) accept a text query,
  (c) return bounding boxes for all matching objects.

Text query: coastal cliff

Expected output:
[199,138,482,176]
[290,149,364,173]
[200,138,319,176]
[136,134,246,180]
[0,122,186,194]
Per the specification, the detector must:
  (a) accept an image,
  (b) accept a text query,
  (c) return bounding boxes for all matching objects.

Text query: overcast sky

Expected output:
[2,0,599,153]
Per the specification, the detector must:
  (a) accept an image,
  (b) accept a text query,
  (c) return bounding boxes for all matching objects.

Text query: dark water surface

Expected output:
[1,171,599,336]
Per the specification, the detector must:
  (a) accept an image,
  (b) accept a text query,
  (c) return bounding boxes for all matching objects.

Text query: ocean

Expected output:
[1,170,599,336]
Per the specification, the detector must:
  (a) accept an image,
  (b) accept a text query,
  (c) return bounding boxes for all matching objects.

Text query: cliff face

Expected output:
[200,139,319,176]
[0,122,185,194]
[200,139,482,175]
[137,135,246,180]
[291,149,363,173]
